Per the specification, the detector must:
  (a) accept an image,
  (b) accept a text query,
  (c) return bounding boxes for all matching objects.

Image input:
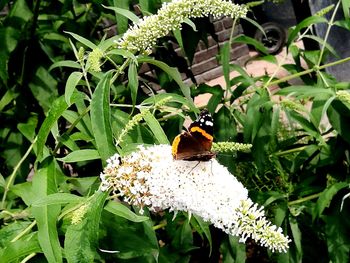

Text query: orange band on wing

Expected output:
[190,127,213,141]
[171,134,181,156]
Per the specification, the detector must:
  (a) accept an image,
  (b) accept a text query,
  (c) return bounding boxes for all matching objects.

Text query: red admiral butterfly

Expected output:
[172,109,215,161]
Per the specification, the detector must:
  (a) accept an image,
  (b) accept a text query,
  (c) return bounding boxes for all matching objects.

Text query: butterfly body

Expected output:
[172,110,215,161]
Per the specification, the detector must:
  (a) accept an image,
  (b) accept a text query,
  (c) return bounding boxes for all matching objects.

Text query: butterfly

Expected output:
[172,109,215,161]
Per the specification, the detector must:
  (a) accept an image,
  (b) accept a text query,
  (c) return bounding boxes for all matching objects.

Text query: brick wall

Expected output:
[137,17,249,88]
[185,17,249,84]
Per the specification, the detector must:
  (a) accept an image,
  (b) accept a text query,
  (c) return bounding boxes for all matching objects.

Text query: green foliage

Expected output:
[1,0,350,262]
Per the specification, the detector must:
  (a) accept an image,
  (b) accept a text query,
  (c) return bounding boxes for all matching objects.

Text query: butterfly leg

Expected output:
[186,161,201,176]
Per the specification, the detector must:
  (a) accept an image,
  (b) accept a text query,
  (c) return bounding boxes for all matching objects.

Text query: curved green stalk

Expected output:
[1,137,37,209]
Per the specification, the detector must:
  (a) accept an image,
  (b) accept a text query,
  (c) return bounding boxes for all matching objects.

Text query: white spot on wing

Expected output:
[205,120,213,126]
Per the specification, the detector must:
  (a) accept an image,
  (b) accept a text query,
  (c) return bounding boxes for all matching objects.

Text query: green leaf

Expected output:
[140,213,159,259]
[263,191,285,207]
[0,221,32,247]
[106,49,137,61]
[98,35,122,52]
[29,66,58,112]
[8,0,32,21]
[214,106,237,141]
[142,111,169,144]
[49,60,81,71]
[31,157,62,263]
[0,174,5,189]
[270,105,280,148]
[0,89,18,112]
[342,0,350,19]
[128,62,138,107]
[227,235,246,263]
[0,27,19,84]
[192,215,212,255]
[62,105,93,141]
[327,100,350,144]
[65,31,97,50]
[11,182,36,206]
[323,213,350,263]
[36,96,69,160]
[173,29,184,55]
[229,64,256,88]
[241,17,266,39]
[104,201,149,222]
[17,115,38,142]
[313,182,348,221]
[255,54,278,64]
[291,144,319,173]
[289,111,320,139]
[113,0,130,34]
[192,84,224,114]
[310,94,335,128]
[64,191,108,263]
[57,133,80,151]
[289,217,302,260]
[57,149,100,163]
[183,18,197,32]
[0,233,41,263]
[303,34,339,58]
[137,57,197,112]
[65,72,83,105]
[221,42,230,90]
[233,35,268,54]
[103,5,140,24]
[287,16,328,46]
[91,72,116,163]
[276,85,334,98]
[33,193,85,207]
[335,19,350,31]
[141,93,191,108]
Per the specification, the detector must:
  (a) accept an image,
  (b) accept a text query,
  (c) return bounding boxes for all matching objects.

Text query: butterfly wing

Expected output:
[172,132,214,161]
[171,109,215,161]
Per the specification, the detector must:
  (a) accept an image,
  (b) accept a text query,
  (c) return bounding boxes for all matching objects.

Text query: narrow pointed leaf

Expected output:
[33,193,85,206]
[31,157,62,263]
[137,57,197,112]
[103,5,140,24]
[0,233,41,262]
[104,201,149,222]
[91,72,116,163]
[36,96,68,160]
[142,111,169,144]
[64,191,108,263]
[65,72,83,105]
[65,31,97,50]
[128,62,138,107]
[57,149,100,163]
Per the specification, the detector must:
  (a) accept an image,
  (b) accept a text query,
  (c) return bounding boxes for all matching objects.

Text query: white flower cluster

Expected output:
[117,0,248,53]
[100,144,291,252]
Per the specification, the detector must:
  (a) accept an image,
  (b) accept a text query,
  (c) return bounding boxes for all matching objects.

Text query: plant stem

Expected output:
[224,17,238,98]
[1,137,37,209]
[274,146,307,156]
[288,192,321,205]
[11,220,37,242]
[267,56,350,88]
[20,253,36,263]
[110,57,131,84]
[263,52,288,94]
[81,62,93,98]
[52,105,91,155]
[317,0,341,67]
[153,221,167,230]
